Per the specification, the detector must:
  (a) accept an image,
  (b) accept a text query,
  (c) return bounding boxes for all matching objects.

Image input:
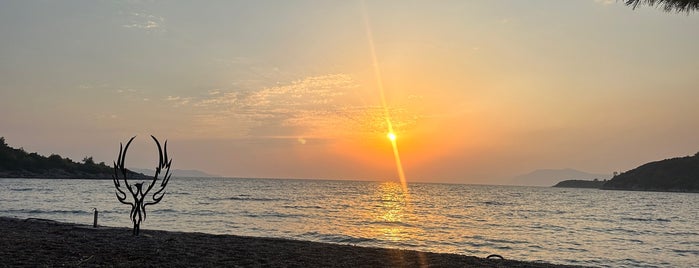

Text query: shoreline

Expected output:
[0,216,587,267]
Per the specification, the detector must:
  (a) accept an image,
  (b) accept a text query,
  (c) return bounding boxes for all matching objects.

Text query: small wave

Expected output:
[302,232,378,244]
[672,249,699,256]
[485,237,529,245]
[151,208,178,213]
[607,227,643,236]
[622,217,671,222]
[359,220,415,228]
[1,209,87,215]
[244,212,301,219]
[54,209,87,214]
[462,241,489,248]
[10,188,34,191]
[210,196,284,202]
[562,247,589,253]
[0,209,40,214]
[281,205,323,209]
[528,244,544,250]
[666,231,699,236]
[180,209,219,216]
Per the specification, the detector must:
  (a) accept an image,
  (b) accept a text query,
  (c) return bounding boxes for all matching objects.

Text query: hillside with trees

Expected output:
[0,137,142,179]
[602,153,699,192]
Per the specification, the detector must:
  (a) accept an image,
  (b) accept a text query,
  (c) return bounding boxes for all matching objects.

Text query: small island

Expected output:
[553,179,606,189]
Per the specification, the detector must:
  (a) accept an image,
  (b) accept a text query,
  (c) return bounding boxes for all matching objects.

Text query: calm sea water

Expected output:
[1,178,697,267]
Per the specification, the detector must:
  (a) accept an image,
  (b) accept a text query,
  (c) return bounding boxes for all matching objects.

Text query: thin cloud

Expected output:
[167,73,424,140]
[594,0,615,5]
[166,96,191,106]
[122,11,165,32]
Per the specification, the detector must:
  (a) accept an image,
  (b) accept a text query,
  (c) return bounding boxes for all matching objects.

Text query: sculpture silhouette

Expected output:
[113,135,172,235]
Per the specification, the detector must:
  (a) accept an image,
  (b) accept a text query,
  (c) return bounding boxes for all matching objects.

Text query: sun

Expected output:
[387,132,397,141]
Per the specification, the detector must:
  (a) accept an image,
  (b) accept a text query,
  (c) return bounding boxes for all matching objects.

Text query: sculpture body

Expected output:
[112,136,172,235]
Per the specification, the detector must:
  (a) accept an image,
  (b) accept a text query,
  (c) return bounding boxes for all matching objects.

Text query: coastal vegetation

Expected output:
[554,152,699,193]
[602,153,699,192]
[0,137,142,179]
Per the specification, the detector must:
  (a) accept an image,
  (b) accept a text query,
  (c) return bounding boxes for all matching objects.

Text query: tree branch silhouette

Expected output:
[624,0,699,12]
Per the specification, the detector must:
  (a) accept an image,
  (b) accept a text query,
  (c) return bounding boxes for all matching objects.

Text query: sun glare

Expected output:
[363,0,408,195]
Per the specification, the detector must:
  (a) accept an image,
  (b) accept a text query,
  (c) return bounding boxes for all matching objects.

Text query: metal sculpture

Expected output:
[113,135,172,235]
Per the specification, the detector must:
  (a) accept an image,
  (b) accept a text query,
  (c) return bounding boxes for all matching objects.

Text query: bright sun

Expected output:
[387,132,397,141]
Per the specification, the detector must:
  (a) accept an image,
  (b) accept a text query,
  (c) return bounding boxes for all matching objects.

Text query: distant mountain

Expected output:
[602,153,699,192]
[131,168,219,178]
[511,168,609,186]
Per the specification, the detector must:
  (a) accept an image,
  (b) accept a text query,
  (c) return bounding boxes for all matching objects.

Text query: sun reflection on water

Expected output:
[359,182,420,242]
[376,182,407,223]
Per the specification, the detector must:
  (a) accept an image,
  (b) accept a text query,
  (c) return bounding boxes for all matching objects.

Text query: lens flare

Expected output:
[387,133,397,141]
[362,1,408,195]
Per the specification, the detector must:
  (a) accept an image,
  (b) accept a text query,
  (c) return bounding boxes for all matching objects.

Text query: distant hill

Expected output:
[0,137,144,179]
[131,168,219,178]
[511,168,609,186]
[602,153,699,192]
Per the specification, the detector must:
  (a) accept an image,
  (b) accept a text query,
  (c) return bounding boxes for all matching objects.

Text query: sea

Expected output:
[0,177,697,268]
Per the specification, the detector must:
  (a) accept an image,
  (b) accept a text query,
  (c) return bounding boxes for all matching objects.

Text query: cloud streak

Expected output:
[594,0,615,5]
[167,74,422,140]
[122,11,165,32]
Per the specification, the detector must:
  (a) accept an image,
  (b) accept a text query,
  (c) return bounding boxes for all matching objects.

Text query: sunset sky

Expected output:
[1,1,698,184]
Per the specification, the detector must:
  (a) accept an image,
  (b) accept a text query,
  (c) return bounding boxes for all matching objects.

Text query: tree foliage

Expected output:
[624,0,699,12]
[0,136,113,177]
[603,154,699,192]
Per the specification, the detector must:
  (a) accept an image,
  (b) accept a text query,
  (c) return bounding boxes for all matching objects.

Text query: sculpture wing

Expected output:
[144,135,172,208]
[113,136,136,206]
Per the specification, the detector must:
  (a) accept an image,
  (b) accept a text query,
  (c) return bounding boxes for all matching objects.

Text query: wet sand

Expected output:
[0,217,587,267]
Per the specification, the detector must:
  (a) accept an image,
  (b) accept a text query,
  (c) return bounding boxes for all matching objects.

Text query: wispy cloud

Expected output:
[122,11,165,32]
[594,0,615,5]
[167,74,423,140]
[166,96,192,107]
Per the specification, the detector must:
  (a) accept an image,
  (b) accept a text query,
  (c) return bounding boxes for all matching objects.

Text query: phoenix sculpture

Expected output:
[113,135,172,235]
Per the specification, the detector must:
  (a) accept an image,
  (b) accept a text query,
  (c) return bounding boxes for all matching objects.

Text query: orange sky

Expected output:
[1,1,699,184]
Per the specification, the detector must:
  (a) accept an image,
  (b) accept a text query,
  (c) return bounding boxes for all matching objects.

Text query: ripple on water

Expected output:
[10,188,34,191]
[671,249,699,256]
[621,217,671,222]
[209,196,286,202]
[301,231,379,244]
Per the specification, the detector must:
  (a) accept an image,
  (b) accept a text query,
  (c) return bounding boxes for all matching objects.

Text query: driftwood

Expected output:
[112,135,172,235]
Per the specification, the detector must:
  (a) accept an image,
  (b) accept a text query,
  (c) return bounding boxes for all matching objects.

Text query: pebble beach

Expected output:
[0,217,586,267]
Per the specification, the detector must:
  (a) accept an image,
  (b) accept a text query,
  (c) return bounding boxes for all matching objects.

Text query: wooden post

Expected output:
[93,208,98,228]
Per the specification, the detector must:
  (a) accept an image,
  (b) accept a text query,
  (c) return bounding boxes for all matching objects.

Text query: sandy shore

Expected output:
[0,217,586,267]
